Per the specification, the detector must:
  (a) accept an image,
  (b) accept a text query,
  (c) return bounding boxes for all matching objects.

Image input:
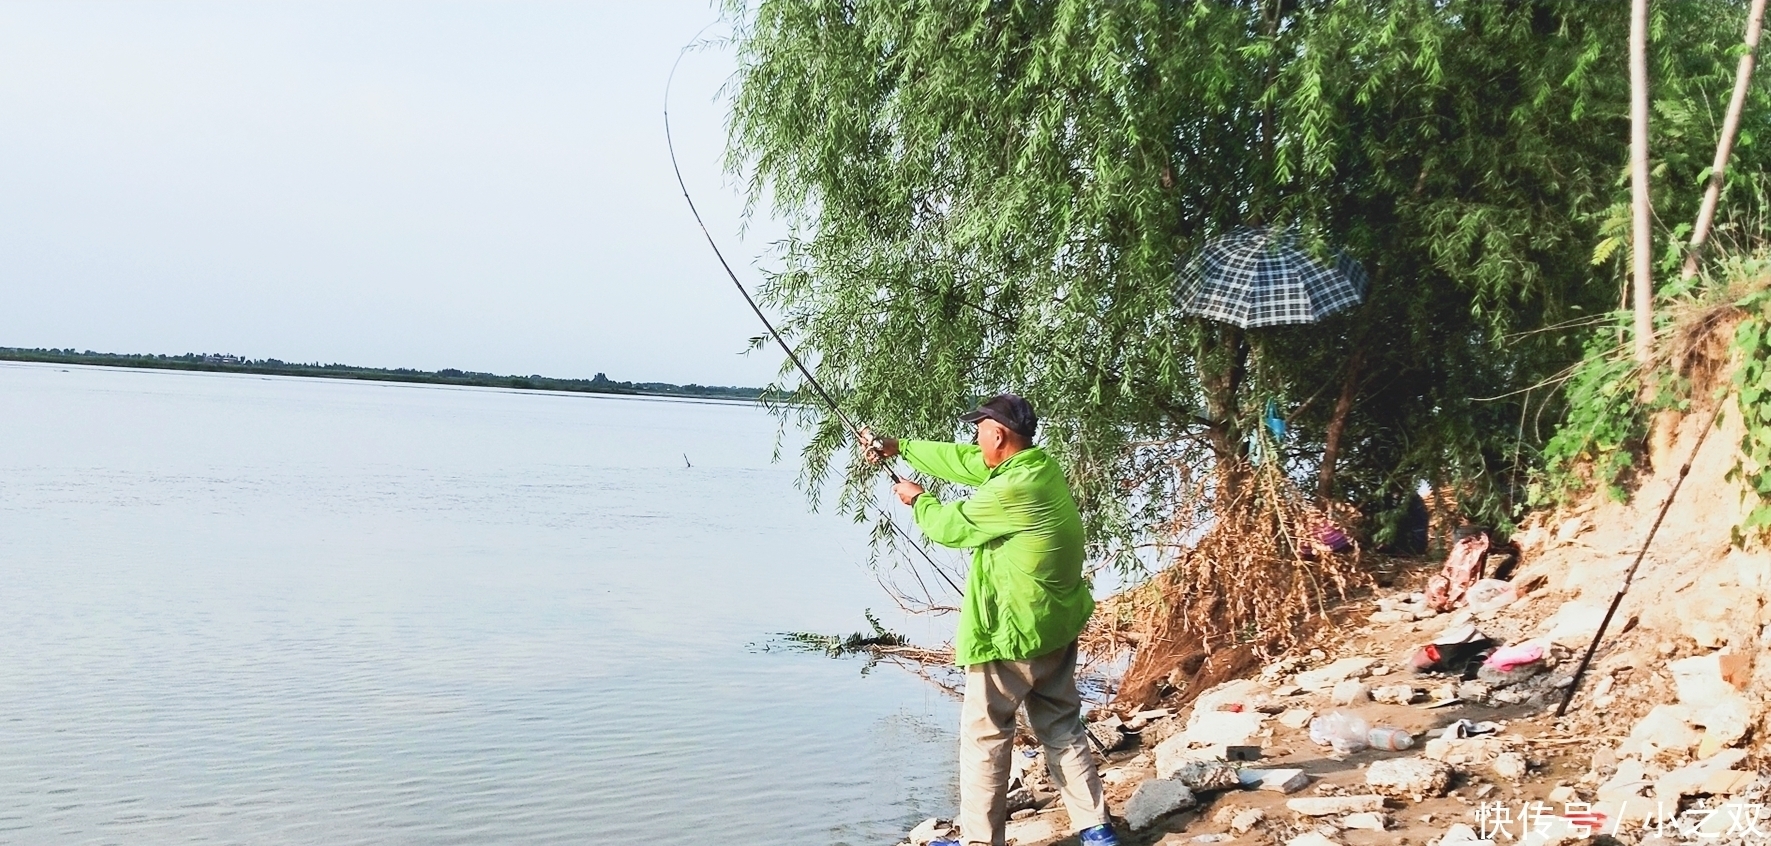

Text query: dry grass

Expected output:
[1111,459,1370,709]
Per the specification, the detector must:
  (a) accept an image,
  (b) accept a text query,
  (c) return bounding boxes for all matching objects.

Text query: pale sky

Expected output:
[0,1,789,387]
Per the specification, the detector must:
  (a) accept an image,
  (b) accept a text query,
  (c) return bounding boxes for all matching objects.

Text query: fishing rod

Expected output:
[664,41,962,596]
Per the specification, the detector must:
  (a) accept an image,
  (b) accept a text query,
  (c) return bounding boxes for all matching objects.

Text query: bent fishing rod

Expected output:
[664,44,962,596]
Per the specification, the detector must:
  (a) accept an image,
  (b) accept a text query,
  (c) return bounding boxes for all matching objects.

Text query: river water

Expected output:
[0,361,960,845]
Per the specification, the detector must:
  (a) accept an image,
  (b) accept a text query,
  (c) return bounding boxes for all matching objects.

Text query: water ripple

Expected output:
[0,364,959,845]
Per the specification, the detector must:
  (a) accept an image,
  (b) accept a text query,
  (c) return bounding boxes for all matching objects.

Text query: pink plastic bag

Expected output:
[1483,643,1544,673]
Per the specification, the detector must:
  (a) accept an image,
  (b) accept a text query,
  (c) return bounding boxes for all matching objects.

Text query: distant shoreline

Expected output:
[0,347,770,402]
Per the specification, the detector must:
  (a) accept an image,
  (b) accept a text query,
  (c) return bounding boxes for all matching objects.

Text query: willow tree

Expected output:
[724,0,1762,566]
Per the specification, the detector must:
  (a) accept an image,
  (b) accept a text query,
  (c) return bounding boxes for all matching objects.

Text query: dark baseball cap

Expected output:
[959,393,1037,440]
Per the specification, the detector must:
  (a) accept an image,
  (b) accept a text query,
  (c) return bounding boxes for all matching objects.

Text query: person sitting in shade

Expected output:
[867,394,1118,846]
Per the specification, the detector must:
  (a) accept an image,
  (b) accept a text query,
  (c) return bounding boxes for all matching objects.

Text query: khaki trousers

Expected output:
[959,641,1108,846]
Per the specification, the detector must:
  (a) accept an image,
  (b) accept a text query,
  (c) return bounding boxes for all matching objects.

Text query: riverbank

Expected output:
[0,346,767,402]
[898,402,1769,846]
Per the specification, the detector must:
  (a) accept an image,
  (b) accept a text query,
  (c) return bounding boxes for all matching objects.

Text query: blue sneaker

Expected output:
[1078,823,1121,845]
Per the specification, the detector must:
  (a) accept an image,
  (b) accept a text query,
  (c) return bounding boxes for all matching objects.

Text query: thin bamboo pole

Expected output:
[1681,0,1768,281]
[1631,0,1655,366]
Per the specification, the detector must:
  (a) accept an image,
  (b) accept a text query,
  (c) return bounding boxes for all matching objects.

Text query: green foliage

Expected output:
[723,0,1771,567]
[771,610,909,657]
[1730,279,1771,542]
[1534,324,1648,505]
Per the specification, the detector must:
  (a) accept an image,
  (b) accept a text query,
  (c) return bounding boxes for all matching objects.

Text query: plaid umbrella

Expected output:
[1173,226,1369,328]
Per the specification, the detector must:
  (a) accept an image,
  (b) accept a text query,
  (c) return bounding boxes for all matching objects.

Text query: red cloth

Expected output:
[1425,533,1490,612]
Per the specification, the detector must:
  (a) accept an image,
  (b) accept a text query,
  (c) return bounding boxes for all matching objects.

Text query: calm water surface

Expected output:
[0,362,960,845]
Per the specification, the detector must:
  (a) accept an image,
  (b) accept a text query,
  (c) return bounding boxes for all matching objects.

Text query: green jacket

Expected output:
[900,440,1093,665]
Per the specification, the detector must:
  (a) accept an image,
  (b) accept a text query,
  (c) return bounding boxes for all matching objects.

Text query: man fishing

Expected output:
[867,394,1118,846]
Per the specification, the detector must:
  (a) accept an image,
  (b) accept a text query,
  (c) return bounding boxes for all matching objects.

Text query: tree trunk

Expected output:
[1630,0,1655,366]
[1317,348,1365,501]
[1681,0,1767,281]
[1202,324,1250,502]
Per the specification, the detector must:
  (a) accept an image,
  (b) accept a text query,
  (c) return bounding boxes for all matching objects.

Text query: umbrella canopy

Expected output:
[1173,226,1369,328]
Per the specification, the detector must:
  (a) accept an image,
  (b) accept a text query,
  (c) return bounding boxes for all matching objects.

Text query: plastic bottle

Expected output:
[1367,726,1414,751]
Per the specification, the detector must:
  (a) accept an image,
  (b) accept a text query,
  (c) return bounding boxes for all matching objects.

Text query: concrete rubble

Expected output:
[1285,795,1385,816]
[1365,756,1453,800]
[1228,807,1263,834]
[1123,779,1195,831]
[1163,760,1241,792]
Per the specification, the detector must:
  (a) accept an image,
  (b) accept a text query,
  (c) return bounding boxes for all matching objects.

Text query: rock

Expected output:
[1142,716,1182,746]
[1537,601,1611,648]
[1296,657,1376,691]
[1547,785,1577,804]
[1272,684,1305,697]
[1009,808,1036,820]
[1003,814,1059,844]
[1693,801,1758,837]
[1153,710,1268,778]
[1517,815,1581,846]
[1341,811,1386,831]
[1477,662,1544,688]
[1657,657,1757,755]
[1286,833,1341,846]
[1005,786,1039,812]
[1287,795,1385,816]
[1124,778,1197,831]
[1423,735,1503,766]
[1238,767,1310,793]
[1186,708,1268,745]
[1438,822,1483,844]
[1192,835,1232,844]
[907,817,953,845]
[1370,610,1411,624]
[1700,769,1756,795]
[1166,759,1241,791]
[1617,704,1700,758]
[1670,654,1739,702]
[1230,808,1265,834]
[1278,708,1315,729]
[1694,695,1754,757]
[1262,657,1306,679]
[1198,744,1261,762]
[1717,648,1753,687]
[1330,680,1370,706]
[1455,681,1492,703]
[1088,720,1128,753]
[1194,679,1272,714]
[1365,757,1453,800]
[1686,619,1730,650]
[1211,804,1246,824]
[1491,751,1528,782]
[1370,684,1420,704]
[1655,748,1749,800]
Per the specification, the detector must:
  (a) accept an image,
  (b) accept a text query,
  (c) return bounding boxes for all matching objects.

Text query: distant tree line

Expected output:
[0,347,766,401]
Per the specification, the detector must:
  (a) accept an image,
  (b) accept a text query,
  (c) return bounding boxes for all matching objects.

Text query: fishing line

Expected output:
[664,37,962,597]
